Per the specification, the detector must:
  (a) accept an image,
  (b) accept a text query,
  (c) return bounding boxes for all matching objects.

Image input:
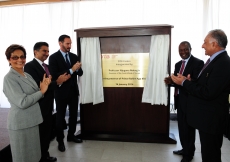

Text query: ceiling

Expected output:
[0,0,75,6]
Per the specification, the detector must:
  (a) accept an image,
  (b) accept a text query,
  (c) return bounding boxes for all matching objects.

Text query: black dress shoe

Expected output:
[67,136,83,143]
[173,149,183,155]
[58,142,65,152]
[181,158,191,162]
[40,156,57,162]
[46,156,57,162]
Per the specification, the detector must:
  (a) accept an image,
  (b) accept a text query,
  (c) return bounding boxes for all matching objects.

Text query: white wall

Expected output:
[0,0,230,108]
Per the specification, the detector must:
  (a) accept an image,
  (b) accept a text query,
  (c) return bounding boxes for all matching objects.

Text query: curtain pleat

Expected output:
[142,35,169,105]
[79,37,104,105]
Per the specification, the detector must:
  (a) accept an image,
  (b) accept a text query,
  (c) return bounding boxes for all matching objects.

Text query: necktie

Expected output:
[174,60,185,96]
[198,58,210,77]
[42,63,50,76]
[65,53,75,87]
[65,53,71,68]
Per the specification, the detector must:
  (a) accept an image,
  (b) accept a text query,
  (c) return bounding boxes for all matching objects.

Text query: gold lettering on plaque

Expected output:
[102,53,149,87]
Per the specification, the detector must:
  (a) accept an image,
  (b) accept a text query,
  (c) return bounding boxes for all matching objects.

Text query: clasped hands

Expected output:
[56,73,71,85]
[71,61,81,72]
[165,73,191,85]
[40,74,52,94]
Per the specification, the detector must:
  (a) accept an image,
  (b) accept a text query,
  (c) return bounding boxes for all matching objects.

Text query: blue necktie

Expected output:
[65,53,75,87]
[65,53,71,68]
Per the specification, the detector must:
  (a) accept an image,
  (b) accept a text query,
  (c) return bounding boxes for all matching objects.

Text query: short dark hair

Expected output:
[208,29,228,48]
[58,35,70,42]
[33,42,49,55]
[180,41,192,49]
[5,44,26,60]
[33,42,49,51]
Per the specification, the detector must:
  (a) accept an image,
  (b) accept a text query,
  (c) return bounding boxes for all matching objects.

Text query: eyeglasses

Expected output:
[10,55,26,60]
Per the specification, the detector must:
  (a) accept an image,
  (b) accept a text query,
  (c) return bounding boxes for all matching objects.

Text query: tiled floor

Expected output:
[48,121,230,162]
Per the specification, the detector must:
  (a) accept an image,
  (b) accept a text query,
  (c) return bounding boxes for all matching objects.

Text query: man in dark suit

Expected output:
[165,41,204,162]
[49,35,83,152]
[24,42,70,162]
[172,29,230,162]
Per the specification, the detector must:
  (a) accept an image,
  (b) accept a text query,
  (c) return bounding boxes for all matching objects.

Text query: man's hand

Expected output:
[71,61,81,72]
[40,74,51,94]
[187,74,191,81]
[164,76,173,84]
[171,73,187,85]
[56,73,71,85]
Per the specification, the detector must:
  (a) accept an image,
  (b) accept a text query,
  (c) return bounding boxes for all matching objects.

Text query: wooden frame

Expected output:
[0,0,70,7]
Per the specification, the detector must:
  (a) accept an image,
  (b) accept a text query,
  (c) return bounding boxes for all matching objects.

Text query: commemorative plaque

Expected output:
[102,53,149,87]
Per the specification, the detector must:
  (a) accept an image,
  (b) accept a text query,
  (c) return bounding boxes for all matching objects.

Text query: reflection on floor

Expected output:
[48,121,230,162]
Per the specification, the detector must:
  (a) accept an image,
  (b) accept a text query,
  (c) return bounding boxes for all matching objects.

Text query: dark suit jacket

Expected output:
[174,55,204,112]
[183,51,230,134]
[48,50,83,98]
[24,58,57,119]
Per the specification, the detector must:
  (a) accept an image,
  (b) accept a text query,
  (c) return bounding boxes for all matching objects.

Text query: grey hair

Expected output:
[208,29,228,48]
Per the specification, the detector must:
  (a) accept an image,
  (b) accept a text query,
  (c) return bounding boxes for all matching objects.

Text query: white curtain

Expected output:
[0,0,230,108]
[79,37,104,105]
[142,35,169,105]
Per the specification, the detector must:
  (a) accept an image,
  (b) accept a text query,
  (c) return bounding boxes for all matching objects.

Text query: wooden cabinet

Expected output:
[75,25,176,143]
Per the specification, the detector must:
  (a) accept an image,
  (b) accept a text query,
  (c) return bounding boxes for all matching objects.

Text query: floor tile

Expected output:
[47,120,230,162]
[101,149,142,162]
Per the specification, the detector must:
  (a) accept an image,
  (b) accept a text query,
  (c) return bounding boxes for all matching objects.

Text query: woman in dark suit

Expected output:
[3,44,51,162]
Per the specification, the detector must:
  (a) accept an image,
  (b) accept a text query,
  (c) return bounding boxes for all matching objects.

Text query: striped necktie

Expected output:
[42,63,50,77]
[198,58,210,77]
[174,60,185,96]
